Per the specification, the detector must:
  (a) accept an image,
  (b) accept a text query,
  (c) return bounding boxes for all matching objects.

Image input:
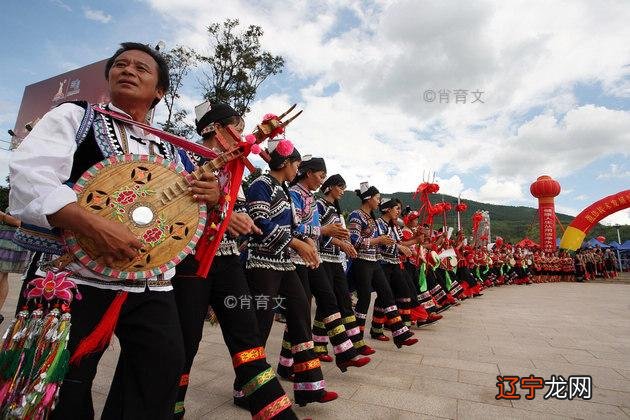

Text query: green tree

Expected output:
[198,19,285,115]
[159,46,197,138]
[0,177,8,211]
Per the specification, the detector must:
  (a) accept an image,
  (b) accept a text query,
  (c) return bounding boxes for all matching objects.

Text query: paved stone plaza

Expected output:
[2,274,630,419]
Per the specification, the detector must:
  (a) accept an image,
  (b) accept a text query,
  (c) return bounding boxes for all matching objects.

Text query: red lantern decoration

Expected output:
[455,203,468,212]
[596,235,606,243]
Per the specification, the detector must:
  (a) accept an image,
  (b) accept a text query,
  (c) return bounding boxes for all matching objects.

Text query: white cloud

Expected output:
[83,7,112,24]
[50,0,71,12]
[143,0,630,213]
[596,163,630,180]
[600,210,630,226]
[463,176,526,204]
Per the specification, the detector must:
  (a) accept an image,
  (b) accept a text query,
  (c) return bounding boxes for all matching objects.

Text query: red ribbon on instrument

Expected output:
[194,141,256,278]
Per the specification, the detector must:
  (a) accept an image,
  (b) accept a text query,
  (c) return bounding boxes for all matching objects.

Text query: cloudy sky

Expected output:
[1,0,629,226]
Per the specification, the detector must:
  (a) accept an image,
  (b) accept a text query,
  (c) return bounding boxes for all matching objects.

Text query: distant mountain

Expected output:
[337,191,630,244]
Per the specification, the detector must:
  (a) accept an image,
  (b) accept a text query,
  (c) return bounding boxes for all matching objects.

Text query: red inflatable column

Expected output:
[530,175,561,253]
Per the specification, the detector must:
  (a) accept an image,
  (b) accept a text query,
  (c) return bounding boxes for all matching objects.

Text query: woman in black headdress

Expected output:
[171,103,296,419]
[317,174,374,355]
[376,198,440,330]
[347,183,417,349]
[276,161,371,380]
[245,139,338,407]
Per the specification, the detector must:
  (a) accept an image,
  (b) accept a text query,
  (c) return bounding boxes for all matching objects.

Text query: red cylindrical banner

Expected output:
[538,200,557,253]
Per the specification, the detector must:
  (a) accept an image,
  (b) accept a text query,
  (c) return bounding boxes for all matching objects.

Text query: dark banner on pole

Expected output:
[11,59,109,148]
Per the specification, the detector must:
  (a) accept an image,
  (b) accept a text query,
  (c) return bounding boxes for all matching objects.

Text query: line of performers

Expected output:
[4,42,619,420]
[574,248,619,280]
[171,102,580,417]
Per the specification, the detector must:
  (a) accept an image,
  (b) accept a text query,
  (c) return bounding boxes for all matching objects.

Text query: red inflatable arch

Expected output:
[560,189,630,251]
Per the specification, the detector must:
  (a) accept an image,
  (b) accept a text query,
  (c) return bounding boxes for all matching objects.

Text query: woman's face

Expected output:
[367,193,381,210]
[284,160,301,182]
[330,184,346,200]
[387,204,401,219]
[305,170,327,191]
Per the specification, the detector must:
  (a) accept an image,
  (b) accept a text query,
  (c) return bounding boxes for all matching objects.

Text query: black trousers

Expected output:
[381,263,421,325]
[278,264,357,373]
[172,255,294,419]
[349,259,413,346]
[17,276,185,420]
[322,261,367,351]
[246,267,326,402]
[321,262,354,318]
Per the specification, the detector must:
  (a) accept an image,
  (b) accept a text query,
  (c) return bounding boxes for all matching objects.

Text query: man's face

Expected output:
[108,49,163,109]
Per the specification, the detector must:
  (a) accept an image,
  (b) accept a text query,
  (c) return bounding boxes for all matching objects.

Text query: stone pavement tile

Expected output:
[322,378,362,400]
[200,401,249,419]
[194,356,235,375]
[93,391,108,417]
[530,361,625,381]
[492,345,574,359]
[376,359,459,381]
[455,350,495,362]
[413,362,464,382]
[293,397,449,420]
[511,397,627,419]
[87,333,117,363]
[93,365,113,395]
[372,358,418,373]
[516,367,630,395]
[420,338,493,354]
[496,361,537,375]
[590,387,630,406]
[563,353,630,370]
[351,384,458,418]
[410,376,511,407]
[589,350,630,362]
[507,337,552,347]
[421,356,498,375]
[178,387,231,418]
[416,345,461,359]
[615,368,630,380]
[325,365,414,390]
[593,377,630,393]
[548,339,624,354]
[456,399,572,420]
[371,348,425,364]
[486,333,518,343]
[612,344,630,355]
[193,375,242,398]
[458,370,500,388]
[190,339,235,361]
[187,364,228,390]
[460,352,563,366]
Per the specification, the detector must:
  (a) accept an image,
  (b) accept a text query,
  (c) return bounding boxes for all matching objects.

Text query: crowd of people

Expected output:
[0,42,622,419]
